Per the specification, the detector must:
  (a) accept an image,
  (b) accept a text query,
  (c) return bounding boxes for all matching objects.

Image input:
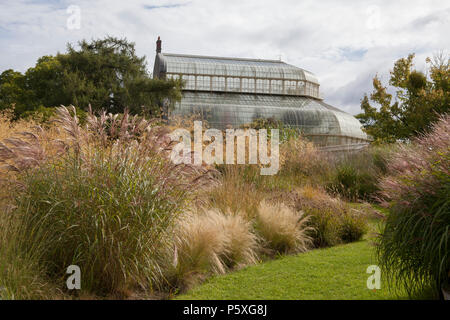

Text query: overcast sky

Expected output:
[0,0,449,114]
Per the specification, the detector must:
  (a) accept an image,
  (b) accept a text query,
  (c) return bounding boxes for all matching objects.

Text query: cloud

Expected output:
[143,3,190,10]
[0,0,448,114]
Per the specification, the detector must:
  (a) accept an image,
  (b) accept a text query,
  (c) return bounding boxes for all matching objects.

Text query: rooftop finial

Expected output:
[156,36,161,53]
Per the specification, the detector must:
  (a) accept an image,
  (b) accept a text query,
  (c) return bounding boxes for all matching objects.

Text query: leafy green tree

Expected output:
[0,36,182,118]
[0,69,34,115]
[25,56,66,109]
[357,53,449,143]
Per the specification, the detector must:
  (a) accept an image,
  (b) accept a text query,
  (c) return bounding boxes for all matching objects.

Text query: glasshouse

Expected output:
[152,37,369,149]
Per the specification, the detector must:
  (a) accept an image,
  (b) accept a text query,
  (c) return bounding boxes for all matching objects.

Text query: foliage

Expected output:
[357,53,449,142]
[168,209,258,292]
[326,145,392,201]
[294,187,368,247]
[0,37,182,118]
[0,106,214,297]
[280,137,331,185]
[255,201,312,254]
[208,165,264,218]
[376,115,450,297]
[339,211,368,243]
[227,135,331,192]
[241,117,301,142]
[0,106,375,299]
[0,69,33,116]
[327,155,375,201]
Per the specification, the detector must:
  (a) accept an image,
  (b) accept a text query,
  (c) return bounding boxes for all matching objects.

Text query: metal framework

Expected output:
[152,38,369,147]
[155,53,320,98]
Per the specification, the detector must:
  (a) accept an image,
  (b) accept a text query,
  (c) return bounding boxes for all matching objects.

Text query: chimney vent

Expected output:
[156,36,161,53]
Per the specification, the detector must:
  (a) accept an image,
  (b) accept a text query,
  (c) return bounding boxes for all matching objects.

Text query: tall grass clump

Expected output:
[255,201,312,255]
[168,209,258,292]
[0,209,64,299]
[0,106,214,297]
[229,136,330,193]
[279,136,331,187]
[11,151,184,295]
[208,165,263,218]
[294,187,368,247]
[326,145,391,201]
[376,115,450,297]
[0,109,37,142]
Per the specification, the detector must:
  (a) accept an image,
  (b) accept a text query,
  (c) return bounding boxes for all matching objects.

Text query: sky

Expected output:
[0,0,449,114]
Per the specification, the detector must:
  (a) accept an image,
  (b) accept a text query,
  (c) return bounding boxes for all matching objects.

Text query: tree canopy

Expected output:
[0,36,182,118]
[356,53,449,143]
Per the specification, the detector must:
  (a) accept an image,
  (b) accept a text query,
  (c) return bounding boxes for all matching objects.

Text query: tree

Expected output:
[0,69,34,115]
[25,56,66,109]
[0,36,182,118]
[356,53,449,143]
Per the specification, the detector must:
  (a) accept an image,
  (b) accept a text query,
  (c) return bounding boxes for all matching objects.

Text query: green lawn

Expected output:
[177,240,414,300]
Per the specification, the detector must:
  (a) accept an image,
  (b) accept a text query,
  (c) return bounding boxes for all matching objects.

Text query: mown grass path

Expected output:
[177,240,411,300]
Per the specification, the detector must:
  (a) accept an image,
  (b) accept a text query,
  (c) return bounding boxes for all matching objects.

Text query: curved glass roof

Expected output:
[152,42,368,147]
[171,92,368,142]
[154,53,320,98]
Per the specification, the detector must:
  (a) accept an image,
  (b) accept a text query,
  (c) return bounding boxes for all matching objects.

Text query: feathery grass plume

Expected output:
[215,209,259,268]
[54,105,218,187]
[377,114,450,297]
[255,200,313,254]
[0,123,67,175]
[0,105,219,297]
[169,211,231,291]
[0,109,38,142]
[86,105,155,144]
[168,208,259,292]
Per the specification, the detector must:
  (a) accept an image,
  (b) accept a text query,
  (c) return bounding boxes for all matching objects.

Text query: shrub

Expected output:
[305,208,343,247]
[169,211,230,291]
[328,164,378,201]
[306,208,367,247]
[326,146,391,201]
[241,117,300,142]
[294,187,367,247]
[339,211,368,243]
[255,200,312,254]
[219,212,259,268]
[169,209,258,292]
[376,115,450,297]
